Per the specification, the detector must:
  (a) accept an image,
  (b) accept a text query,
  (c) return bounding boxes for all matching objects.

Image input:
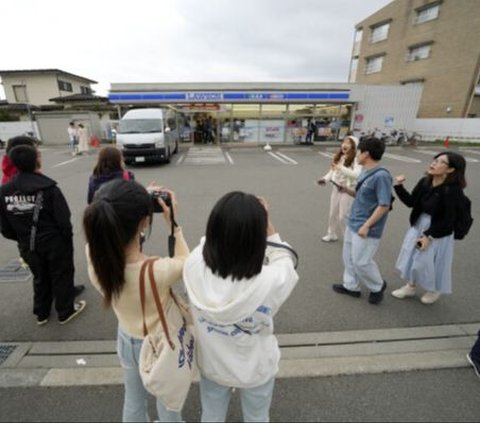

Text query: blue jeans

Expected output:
[342,227,384,293]
[117,327,183,422]
[200,375,275,422]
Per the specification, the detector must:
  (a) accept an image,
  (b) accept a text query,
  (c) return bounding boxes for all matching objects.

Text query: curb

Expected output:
[0,322,477,388]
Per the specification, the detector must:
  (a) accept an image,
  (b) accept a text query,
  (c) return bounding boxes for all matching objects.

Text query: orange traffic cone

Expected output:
[443,136,449,149]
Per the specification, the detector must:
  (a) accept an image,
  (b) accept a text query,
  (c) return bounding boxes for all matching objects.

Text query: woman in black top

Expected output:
[391,151,467,304]
[87,146,135,204]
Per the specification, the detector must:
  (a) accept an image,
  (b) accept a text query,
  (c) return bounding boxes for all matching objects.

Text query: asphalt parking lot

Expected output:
[1,143,479,343]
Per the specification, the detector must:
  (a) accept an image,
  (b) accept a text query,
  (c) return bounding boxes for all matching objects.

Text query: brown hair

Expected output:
[332,137,356,168]
[93,147,124,176]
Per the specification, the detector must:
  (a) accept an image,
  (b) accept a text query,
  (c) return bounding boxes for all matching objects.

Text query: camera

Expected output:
[150,191,171,213]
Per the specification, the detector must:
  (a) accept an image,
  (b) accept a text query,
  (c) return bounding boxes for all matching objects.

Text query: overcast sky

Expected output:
[1,0,391,98]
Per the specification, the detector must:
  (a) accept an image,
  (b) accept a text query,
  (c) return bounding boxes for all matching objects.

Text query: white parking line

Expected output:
[275,152,298,165]
[383,153,422,163]
[175,153,185,164]
[268,152,290,164]
[318,152,334,159]
[224,151,234,165]
[51,158,79,168]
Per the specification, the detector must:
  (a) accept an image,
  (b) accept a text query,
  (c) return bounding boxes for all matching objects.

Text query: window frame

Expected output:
[369,20,391,44]
[365,54,385,74]
[406,42,433,62]
[414,2,441,24]
[58,80,73,92]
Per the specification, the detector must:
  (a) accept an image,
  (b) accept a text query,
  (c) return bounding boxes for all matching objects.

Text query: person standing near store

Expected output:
[77,123,89,155]
[305,119,316,145]
[0,144,86,325]
[67,121,77,154]
[332,137,392,305]
[318,135,361,242]
[391,152,467,304]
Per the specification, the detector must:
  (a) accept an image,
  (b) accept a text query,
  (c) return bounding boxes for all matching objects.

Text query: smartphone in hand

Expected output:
[330,180,342,190]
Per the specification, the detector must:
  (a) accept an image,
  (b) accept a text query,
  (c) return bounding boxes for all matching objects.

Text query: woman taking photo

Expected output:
[183,191,299,422]
[392,151,467,304]
[83,179,189,422]
[317,135,361,242]
[87,146,134,203]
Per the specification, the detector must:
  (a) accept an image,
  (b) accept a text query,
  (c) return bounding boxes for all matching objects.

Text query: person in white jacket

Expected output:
[183,191,299,422]
[317,135,361,242]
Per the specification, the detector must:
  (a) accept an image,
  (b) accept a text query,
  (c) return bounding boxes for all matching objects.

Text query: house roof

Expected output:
[0,69,97,84]
[49,93,108,103]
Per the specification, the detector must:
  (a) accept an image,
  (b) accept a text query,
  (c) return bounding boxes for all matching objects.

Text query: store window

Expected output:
[406,43,432,62]
[415,3,440,24]
[365,55,385,74]
[232,104,260,143]
[369,22,390,43]
[259,104,287,143]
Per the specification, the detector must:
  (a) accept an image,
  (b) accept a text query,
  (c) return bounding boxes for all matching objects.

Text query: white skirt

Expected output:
[395,213,454,294]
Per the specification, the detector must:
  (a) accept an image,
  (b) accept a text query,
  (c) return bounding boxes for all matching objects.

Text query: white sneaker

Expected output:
[391,284,416,299]
[322,235,338,242]
[421,292,441,304]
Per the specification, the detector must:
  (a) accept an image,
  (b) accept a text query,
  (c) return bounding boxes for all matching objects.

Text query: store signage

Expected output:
[109,91,350,103]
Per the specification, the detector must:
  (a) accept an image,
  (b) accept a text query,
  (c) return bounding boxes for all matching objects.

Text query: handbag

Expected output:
[138,257,197,412]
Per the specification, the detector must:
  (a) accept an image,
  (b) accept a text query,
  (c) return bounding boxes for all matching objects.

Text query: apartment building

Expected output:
[0,69,96,107]
[349,0,480,118]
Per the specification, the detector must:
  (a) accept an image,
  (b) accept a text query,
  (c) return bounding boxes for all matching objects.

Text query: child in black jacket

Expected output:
[0,144,85,325]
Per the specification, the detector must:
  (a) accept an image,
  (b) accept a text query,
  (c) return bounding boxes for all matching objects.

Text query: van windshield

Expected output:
[118,119,163,134]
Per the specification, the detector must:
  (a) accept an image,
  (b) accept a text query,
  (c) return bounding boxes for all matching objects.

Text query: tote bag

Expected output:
[138,258,197,412]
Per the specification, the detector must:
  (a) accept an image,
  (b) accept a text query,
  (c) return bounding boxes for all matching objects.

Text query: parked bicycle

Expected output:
[398,130,422,147]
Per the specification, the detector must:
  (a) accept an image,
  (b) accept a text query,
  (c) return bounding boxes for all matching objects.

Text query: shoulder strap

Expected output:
[29,191,44,252]
[356,168,390,191]
[122,170,130,181]
[140,258,176,350]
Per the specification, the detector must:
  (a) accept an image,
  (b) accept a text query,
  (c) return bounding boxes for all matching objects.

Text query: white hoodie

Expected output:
[183,233,299,388]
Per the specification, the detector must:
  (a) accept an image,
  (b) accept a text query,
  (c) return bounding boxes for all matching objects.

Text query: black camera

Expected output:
[150,191,171,213]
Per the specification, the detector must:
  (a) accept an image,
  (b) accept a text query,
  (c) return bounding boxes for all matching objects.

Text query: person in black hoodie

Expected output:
[87,146,134,204]
[391,151,467,304]
[0,144,86,325]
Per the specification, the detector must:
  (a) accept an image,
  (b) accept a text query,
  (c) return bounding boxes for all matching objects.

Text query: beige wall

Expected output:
[1,72,93,106]
[353,0,480,118]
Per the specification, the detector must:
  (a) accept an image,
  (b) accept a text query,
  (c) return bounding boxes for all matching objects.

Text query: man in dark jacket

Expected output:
[0,143,85,325]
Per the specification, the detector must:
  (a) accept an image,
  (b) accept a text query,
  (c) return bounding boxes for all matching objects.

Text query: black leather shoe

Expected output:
[74,285,85,297]
[368,281,387,304]
[332,284,361,298]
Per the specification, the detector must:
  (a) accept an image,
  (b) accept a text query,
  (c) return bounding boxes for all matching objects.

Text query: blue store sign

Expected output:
[109,91,350,103]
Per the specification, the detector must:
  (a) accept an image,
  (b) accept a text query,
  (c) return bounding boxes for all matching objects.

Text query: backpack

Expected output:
[454,191,473,240]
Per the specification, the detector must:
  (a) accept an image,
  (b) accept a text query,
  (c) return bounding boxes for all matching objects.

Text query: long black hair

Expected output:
[203,191,267,281]
[426,151,467,188]
[83,179,153,307]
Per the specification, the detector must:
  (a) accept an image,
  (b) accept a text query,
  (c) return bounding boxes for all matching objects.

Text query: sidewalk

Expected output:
[1,322,476,389]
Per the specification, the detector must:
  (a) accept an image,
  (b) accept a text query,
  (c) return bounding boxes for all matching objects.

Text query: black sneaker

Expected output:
[369,281,387,304]
[36,316,49,326]
[467,353,480,379]
[74,285,85,297]
[332,284,361,298]
[58,300,86,325]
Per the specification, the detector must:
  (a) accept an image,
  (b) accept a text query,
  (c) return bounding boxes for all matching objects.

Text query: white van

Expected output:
[116,108,179,164]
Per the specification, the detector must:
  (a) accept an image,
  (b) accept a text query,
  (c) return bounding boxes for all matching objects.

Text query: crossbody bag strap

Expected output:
[147,259,175,350]
[139,259,153,337]
[266,241,299,269]
[29,190,44,252]
[356,168,389,191]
